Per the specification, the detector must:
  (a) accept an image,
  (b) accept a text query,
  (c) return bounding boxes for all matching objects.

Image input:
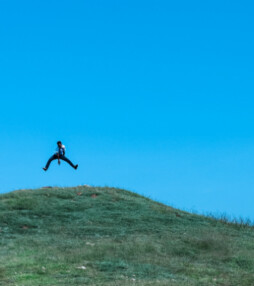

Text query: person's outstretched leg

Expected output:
[60,155,78,169]
[43,154,57,171]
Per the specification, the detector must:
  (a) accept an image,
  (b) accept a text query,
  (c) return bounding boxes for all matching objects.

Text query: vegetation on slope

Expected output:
[0,186,254,286]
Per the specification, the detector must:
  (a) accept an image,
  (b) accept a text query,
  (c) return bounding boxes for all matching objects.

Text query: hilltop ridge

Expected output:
[0,186,254,286]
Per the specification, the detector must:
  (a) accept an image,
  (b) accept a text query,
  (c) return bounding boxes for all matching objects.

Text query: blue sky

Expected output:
[0,1,254,219]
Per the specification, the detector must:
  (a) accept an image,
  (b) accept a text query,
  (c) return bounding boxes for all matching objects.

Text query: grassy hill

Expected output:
[0,186,254,286]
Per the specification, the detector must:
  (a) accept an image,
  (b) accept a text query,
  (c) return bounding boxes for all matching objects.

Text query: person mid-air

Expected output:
[43,141,78,171]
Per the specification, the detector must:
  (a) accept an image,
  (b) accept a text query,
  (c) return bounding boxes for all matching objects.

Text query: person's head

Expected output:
[57,141,62,147]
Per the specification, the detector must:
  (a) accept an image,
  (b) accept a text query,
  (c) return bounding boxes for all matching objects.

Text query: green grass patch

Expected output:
[0,186,254,285]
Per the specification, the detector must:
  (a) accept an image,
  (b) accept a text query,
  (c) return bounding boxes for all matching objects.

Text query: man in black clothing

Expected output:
[43,141,78,171]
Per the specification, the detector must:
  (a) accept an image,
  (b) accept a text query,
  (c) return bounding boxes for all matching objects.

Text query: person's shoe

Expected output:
[43,167,47,171]
[74,164,78,170]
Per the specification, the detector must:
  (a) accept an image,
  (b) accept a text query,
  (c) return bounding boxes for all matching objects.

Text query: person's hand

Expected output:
[58,159,61,165]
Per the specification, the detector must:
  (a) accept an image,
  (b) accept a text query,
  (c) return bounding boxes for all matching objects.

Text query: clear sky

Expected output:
[0,1,254,220]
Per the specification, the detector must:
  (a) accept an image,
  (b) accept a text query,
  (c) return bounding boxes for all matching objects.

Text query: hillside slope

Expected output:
[0,186,254,286]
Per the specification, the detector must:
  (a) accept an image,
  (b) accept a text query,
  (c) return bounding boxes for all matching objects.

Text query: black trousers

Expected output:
[45,154,76,169]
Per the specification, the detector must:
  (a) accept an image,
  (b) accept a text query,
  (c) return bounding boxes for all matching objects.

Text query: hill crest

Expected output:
[0,186,254,285]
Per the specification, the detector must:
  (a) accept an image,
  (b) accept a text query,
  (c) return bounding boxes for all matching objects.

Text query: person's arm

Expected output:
[56,147,61,165]
[58,152,60,165]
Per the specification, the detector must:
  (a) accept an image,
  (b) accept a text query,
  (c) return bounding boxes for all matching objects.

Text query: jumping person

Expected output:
[43,141,78,171]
